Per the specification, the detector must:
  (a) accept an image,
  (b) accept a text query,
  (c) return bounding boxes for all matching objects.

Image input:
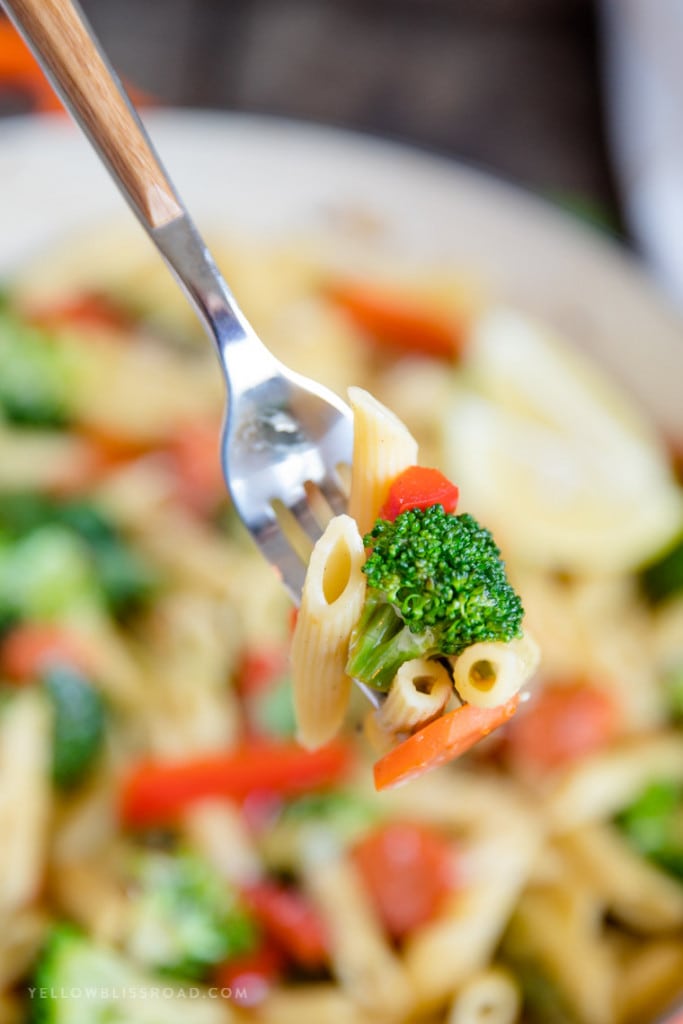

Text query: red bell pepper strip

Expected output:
[0,624,94,683]
[373,696,519,791]
[243,882,328,969]
[29,293,134,332]
[505,683,618,775]
[353,821,458,939]
[166,419,226,515]
[327,280,462,359]
[119,739,353,827]
[237,647,290,696]
[213,941,284,1007]
[378,465,459,521]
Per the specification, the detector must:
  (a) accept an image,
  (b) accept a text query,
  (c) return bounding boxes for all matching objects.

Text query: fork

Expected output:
[1,0,383,695]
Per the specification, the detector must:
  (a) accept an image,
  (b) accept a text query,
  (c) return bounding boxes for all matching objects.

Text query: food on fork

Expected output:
[292,389,539,786]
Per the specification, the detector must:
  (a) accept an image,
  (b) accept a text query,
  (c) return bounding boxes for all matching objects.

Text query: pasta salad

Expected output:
[0,229,681,1024]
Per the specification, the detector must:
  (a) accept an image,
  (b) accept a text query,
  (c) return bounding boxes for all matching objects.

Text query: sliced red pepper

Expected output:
[243,882,328,969]
[505,682,618,775]
[353,822,458,939]
[29,293,134,333]
[237,647,290,696]
[373,696,519,791]
[378,465,459,521]
[0,624,94,683]
[119,739,353,828]
[166,419,226,515]
[213,941,284,1007]
[327,280,462,359]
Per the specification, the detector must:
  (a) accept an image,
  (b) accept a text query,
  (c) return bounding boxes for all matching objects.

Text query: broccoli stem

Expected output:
[346,596,433,691]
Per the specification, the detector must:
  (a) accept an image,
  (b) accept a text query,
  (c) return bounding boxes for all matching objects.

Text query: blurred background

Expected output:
[3,0,683,302]
[0,0,621,226]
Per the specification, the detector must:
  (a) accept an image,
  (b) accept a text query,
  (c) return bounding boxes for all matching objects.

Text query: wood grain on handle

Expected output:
[5,0,182,229]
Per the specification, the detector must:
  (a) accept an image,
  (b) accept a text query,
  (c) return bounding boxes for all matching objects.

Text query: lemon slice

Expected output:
[465,308,660,447]
[444,310,682,573]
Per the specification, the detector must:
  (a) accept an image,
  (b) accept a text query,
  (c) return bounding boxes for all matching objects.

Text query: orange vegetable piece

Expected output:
[353,821,458,938]
[505,682,618,775]
[0,624,93,682]
[327,280,462,359]
[373,696,519,791]
[379,465,459,520]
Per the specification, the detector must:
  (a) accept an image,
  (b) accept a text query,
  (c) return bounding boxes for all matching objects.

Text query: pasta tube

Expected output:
[377,658,453,734]
[0,691,52,915]
[447,967,521,1024]
[302,847,415,1017]
[452,634,540,709]
[292,515,366,749]
[347,386,418,534]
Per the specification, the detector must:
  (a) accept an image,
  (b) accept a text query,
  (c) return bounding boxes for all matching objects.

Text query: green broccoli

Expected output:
[30,925,226,1024]
[639,531,683,605]
[346,506,524,691]
[0,494,157,621]
[124,851,258,980]
[615,780,683,881]
[44,665,106,790]
[0,309,74,427]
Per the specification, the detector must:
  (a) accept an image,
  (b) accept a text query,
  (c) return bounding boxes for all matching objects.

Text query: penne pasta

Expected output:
[182,799,262,886]
[451,633,540,709]
[547,733,683,832]
[613,939,683,1024]
[447,967,521,1024]
[0,910,47,991]
[347,386,418,534]
[377,657,453,733]
[558,823,683,934]
[302,845,415,1018]
[291,515,366,749]
[0,692,52,915]
[400,776,543,1010]
[505,882,617,1024]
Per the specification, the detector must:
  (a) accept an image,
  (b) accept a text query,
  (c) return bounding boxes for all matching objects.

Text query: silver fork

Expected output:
[3,1,364,637]
[4,0,387,708]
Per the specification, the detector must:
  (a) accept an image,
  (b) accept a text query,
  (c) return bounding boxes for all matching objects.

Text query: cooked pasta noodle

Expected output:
[182,799,262,886]
[347,385,418,534]
[0,227,681,1024]
[447,967,521,1024]
[547,733,683,832]
[558,823,683,933]
[451,634,540,709]
[0,693,51,915]
[302,844,415,1017]
[377,657,453,733]
[291,515,366,749]
[506,883,616,1024]
[0,912,47,991]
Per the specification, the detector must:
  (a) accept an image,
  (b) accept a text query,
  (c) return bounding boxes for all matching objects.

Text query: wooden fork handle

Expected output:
[3,0,183,229]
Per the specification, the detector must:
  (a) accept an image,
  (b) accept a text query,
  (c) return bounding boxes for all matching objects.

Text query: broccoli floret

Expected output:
[30,925,225,1024]
[639,531,683,605]
[0,310,74,427]
[0,494,158,620]
[346,506,524,691]
[616,781,683,881]
[0,526,102,623]
[43,665,106,790]
[125,851,258,980]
